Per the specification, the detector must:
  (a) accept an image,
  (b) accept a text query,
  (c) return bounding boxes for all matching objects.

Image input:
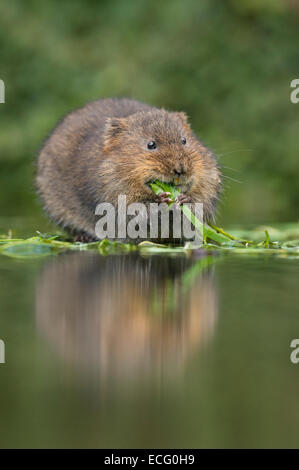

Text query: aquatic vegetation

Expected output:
[0,223,298,259]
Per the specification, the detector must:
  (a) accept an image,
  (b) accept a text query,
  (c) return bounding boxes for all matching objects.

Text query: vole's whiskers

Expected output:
[221,165,240,173]
[222,174,243,184]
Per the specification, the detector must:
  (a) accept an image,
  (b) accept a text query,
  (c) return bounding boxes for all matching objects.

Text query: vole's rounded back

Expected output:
[36,98,221,242]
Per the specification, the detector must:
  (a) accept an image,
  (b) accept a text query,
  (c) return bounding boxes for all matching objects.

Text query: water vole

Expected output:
[36,98,221,242]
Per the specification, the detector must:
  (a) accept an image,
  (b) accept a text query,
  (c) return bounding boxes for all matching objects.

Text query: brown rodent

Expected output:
[36,98,221,242]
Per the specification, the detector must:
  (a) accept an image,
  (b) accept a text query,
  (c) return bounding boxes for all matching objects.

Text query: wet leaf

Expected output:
[0,242,55,258]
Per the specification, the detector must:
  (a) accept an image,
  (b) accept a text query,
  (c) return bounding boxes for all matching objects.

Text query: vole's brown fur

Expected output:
[36,98,221,242]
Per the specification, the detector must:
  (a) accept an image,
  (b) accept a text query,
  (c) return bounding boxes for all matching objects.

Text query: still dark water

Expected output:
[0,248,299,448]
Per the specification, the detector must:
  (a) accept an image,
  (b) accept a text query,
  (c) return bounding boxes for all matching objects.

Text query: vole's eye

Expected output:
[147,141,156,150]
[181,137,186,145]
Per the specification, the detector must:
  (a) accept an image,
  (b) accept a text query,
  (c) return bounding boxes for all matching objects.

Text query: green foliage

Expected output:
[1,223,299,259]
[0,0,298,225]
[150,179,237,245]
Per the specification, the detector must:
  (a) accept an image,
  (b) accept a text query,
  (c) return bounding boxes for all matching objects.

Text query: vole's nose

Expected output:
[174,164,185,176]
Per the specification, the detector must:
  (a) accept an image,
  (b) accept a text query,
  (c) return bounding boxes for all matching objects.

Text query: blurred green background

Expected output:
[0,0,298,228]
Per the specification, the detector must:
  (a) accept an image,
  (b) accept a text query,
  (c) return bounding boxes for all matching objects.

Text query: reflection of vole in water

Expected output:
[36,98,221,242]
[35,253,217,382]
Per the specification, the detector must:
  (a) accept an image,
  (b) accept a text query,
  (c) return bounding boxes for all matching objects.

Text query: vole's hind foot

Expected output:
[175,194,192,206]
[73,233,94,243]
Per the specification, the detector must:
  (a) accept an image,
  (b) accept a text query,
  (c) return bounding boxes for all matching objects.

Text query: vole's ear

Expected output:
[171,111,190,130]
[103,117,128,149]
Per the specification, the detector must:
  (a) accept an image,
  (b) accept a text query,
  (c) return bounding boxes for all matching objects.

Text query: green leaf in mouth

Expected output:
[149,180,247,246]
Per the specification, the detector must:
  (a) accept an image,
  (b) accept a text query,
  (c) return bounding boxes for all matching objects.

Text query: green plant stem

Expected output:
[150,180,238,246]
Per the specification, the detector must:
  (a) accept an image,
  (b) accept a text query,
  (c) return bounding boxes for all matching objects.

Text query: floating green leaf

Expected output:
[1,242,55,258]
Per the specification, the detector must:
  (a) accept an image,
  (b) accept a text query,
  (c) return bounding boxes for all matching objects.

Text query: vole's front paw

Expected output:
[155,192,172,204]
[175,194,192,206]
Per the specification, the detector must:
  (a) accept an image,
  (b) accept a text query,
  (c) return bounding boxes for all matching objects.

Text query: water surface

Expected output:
[0,247,299,448]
